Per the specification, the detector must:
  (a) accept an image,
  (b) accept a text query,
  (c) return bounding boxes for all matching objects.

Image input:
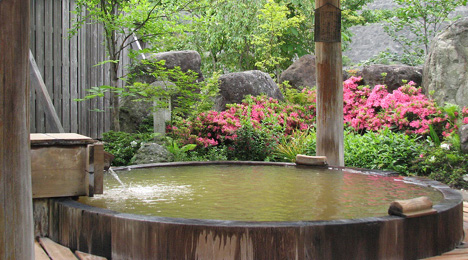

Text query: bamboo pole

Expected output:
[315,0,344,166]
[0,0,34,258]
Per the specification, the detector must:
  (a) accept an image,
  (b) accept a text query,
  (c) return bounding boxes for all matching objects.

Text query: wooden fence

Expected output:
[29,0,131,139]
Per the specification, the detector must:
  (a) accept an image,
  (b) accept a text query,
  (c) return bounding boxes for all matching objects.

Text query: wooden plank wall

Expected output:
[29,0,130,138]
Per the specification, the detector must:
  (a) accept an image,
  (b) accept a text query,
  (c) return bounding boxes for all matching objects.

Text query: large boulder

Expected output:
[215,70,284,111]
[461,124,468,154]
[130,143,173,165]
[361,64,423,92]
[279,54,316,89]
[423,18,468,108]
[131,50,204,83]
[279,54,362,90]
[119,97,152,133]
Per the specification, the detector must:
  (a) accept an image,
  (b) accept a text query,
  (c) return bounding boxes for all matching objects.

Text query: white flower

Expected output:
[130,141,138,147]
[440,143,450,150]
[429,156,436,163]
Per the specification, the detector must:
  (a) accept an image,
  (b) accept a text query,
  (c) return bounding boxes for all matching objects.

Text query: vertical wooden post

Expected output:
[0,0,34,258]
[315,0,344,166]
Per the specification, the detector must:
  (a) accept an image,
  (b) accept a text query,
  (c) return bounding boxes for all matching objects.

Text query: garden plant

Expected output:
[103,76,468,189]
[74,0,468,189]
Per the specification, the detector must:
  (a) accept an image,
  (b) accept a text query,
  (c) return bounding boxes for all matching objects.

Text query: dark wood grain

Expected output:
[0,0,34,258]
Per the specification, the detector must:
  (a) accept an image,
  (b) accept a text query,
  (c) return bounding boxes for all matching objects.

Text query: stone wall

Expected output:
[343,0,468,64]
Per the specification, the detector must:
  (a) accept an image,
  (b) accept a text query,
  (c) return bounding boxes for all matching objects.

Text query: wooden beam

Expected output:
[315,0,344,166]
[0,0,35,258]
[30,49,65,133]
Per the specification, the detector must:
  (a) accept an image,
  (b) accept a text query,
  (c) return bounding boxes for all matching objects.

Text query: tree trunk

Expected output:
[110,62,120,131]
[0,0,34,258]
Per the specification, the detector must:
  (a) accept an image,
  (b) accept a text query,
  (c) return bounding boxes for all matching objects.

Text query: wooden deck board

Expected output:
[35,238,107,260]
[425,255,468,260]
[442,248,468,255]
[39,237,78,260]
[35,241,50,260]
[75,250,107,260]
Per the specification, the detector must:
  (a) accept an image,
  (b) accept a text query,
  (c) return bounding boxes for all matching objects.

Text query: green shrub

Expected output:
[164,137,197,162]
[411,137,468,189]
[273,129,316,162]
[186,146,230,161]
[102,131,157,166]
[228,123,276,161]
[344,128,423,174]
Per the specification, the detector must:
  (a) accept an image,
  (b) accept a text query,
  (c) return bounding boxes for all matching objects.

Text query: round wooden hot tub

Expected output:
[47,162,463,260]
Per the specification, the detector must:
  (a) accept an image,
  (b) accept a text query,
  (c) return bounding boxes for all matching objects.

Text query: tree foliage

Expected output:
[252,1,305,81]
[71,0,191,130]
[180,0,375,78]
[72,0,380,130]
[380,0,467,65]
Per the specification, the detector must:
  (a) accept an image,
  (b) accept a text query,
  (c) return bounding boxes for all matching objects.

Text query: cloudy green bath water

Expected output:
[79,165,443,221]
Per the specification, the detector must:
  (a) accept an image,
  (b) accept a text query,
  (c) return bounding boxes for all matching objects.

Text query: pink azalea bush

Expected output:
[169,95,315,148]
[343,77,468,136]
[169,77,468,149]
[344,77,439,134]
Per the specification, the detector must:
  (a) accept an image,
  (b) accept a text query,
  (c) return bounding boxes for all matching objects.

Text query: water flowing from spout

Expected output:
[108,167,126,188]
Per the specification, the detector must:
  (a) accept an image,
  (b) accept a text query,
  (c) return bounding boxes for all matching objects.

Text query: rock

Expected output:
[131,50,204,83]
[280,54,362,90]
[130,143,173,165]
[119,96,153,133]
[423,18,468,108]
[361,64,423,92]
[279,54,316,90]
[149,50,204,82]
[215,70,284,111]
[461,124,468,153]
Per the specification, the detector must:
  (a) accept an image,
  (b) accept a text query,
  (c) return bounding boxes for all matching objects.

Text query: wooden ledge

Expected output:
[388,196,437,218]
[295,155,328,166]
[31,133,94,146]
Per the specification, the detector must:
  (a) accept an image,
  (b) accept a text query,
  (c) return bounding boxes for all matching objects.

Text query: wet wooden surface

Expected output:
[38,201,468,260]
[41,168,463,260]
[424,201,468,259]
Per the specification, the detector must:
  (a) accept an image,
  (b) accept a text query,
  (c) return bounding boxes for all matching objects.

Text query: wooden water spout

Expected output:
[315,0,344,166]
[30,133,104,198]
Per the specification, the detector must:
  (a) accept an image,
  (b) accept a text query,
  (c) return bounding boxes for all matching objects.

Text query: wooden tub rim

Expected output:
[59,161,462,228]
